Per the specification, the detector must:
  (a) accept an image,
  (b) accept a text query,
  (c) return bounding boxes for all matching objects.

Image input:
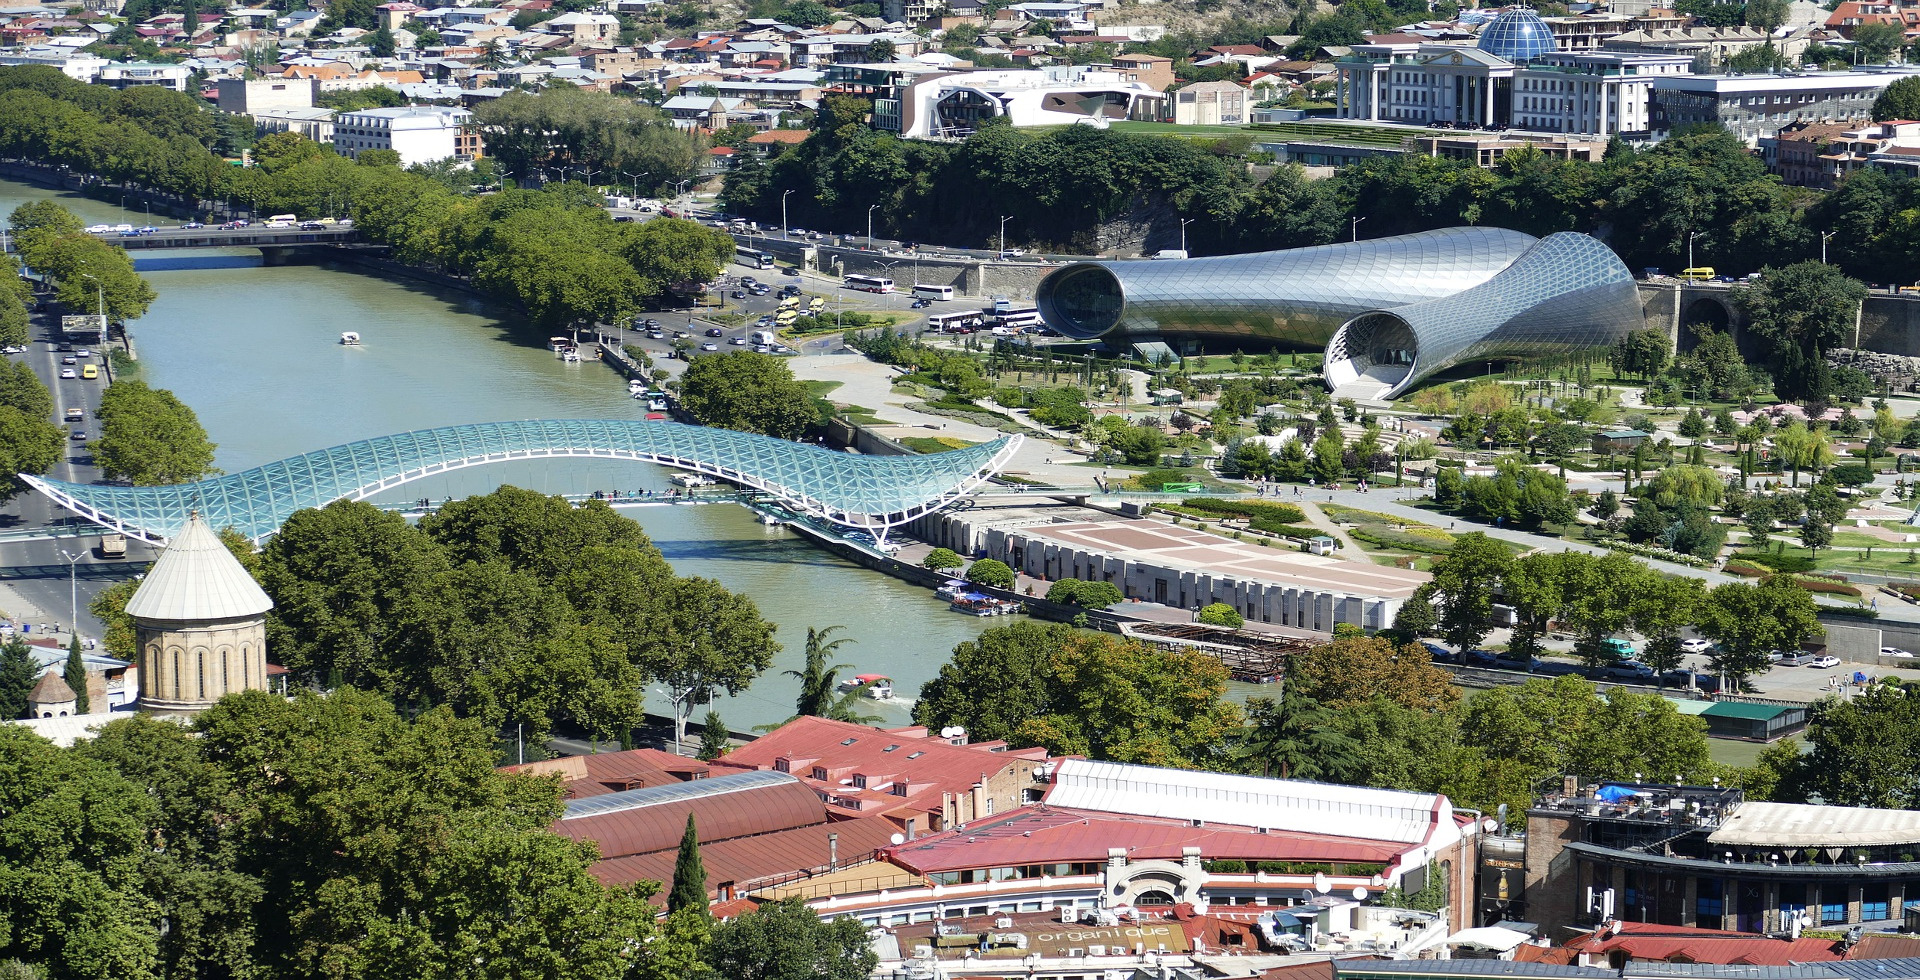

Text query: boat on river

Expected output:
[951,592,1021,617]
[838,673,893,699]
[339,332,360,346]
[547,336,572,352]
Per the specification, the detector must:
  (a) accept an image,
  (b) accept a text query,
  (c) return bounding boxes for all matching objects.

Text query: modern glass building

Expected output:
[1476,8,1557,62]
[1033,227,1645,400]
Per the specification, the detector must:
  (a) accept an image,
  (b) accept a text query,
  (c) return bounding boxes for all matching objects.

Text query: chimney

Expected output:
[829,832,839,869]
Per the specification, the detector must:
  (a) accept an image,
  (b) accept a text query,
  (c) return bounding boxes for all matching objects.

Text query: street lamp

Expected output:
[999,214,1011,256]
[57,548,80,637]
[1351,216,1366,242]
[622,171,647,199]
[782,188,794,240]
[1821,230,1836,264]
[867,203,880,250]
[1687,230,1704,272]
[1179,217,1193,254]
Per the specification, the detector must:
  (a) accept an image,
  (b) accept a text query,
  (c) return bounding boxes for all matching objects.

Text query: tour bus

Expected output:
[844,274,894,294]
[992,305,1044,330]
[927,310,984,333]
[1678,267,1716,282]
[735,245,774,269]
[911,284,954,301]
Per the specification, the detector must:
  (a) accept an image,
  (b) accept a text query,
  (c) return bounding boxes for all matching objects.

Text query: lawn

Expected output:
[899,435,978,454]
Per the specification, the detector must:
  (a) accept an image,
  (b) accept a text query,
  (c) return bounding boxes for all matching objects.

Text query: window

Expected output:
[1864,883,1889,921]
[812,766,828,779]
[908,751,924,759]
[1820,884,1848,924]
[1696,878,1724,920]
[883,744,900,752]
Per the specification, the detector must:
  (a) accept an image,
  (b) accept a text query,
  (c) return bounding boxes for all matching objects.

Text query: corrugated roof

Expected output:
[1048,758,1446,844]
[1710,801,1920,849]
[124,512,272,622]
[589,812,901,894]
[554,770,828,860]
[1701,701,1793,721]
[562,768,794,819]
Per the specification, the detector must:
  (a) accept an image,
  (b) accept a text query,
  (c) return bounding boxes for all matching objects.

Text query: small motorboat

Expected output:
[558,347,581,362]
[671,473,717,489]
[547,336,572,352]
[934,579,969,601]
[838,674,892,699]
[951,593,1019,616]
[339,331,360,346]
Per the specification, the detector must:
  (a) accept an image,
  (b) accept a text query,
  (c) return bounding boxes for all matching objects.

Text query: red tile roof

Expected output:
[1564,922,1844,966]
[746,129,810,144]
[1849,933,1920,960]
[713,716,1047,819]
[883,804,1407,875]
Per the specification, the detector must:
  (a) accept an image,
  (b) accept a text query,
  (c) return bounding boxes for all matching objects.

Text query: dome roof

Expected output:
[1477,8,1555,61]
[124,513,273,623]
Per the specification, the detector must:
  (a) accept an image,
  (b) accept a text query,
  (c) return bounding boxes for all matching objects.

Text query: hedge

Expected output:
[1730,551,1816,574]
[1350,526,1458,555]
[1179,497,1307,524]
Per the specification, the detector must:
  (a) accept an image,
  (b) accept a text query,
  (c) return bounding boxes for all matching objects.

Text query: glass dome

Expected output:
[1477,8,1556,61]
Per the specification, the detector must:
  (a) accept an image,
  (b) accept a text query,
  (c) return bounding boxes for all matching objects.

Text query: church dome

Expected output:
[1477,8,1555,61]
[124,513,273,622]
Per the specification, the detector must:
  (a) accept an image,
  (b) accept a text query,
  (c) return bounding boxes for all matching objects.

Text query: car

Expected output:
[672,330,690,339]
[181,221,203,230]
[705,327,724,337]
[84,224,109,233]
[1602,661,1657,681]
[138,226,157,234]
[55,343,72,352]
[0,346,22,354]
[80,364,96,380]
[1807,655,1841,668]
[120,229,141,237]
[612,215,636,223]
[753,344,771,353]
[1765,650,1789,662]
[699,342,718,351]
[729,290,746,299]
[300,221,325,230]
[1882,647,1914,658]
[58,368,75,379]
[69,429,84,441]
[225,220,249,229]
[73,349,92,358]
[1680,638,1712,654]
[112,224,132,233]
[61,356,75,365]
[1599,637,1635,659]
[910,298,929,309]
[1778,653,1812,667]
[1661,670,1722,693]
[750,284,770,295]
[739,276,757,285]
[1462,649,1500,669]
[783,267,801,277]
[1493,652,1539,672]
[729,336,748,345]
[647,330,664,340]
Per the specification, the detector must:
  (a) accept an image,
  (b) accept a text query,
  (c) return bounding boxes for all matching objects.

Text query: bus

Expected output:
[1678,267,1716,282]
[912,284,954,301]
[927,310,984,333]
[993,305,1044,330]
[844,274,894,293]
[735,245,773,269]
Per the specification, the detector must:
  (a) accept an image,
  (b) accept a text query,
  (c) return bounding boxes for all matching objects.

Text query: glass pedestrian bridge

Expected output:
[23,419,1023,545]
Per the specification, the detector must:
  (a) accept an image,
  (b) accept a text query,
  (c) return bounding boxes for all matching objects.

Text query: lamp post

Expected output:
[1179,217,1193,254]
[622,171,647,199]
[999,214,1011,256]
[867,203,880,250]
[1687,230,1704,272]
[782,188,794,240]
[57,548,80,637]
[580,168,601,187]
[1351,216,1366,242]
[1821,230,1836,265]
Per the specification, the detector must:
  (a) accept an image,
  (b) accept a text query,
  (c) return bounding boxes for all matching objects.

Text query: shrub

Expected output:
[1723,560,1771,578]
[964,558,1016,589]
[1198,602,1244,627]
[1045,578,1123,608]
[1180,498,1306,524]
[1350,527,1457,555]
[1789,575,1861,597]
[922,547,964,571]
[1730,551,1816,574]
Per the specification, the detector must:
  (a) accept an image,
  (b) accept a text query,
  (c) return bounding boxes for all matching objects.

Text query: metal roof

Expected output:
[561,768,796,820]
[24,419,1021,543]
[1710,801,1920,849]
[123,511,273,622]
[1701,702,1797,721]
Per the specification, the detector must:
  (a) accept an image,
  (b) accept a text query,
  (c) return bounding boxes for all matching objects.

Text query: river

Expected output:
[0,177,995,732]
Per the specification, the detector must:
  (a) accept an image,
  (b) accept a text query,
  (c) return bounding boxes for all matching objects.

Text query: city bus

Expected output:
[735,245,774,269]
[844,274,894,293]
[927,310,984,333]
[992,305,1044,330]
[912,284,954,301]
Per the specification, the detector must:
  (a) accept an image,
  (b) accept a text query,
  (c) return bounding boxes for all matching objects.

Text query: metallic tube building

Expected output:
[1034,227,1538,345]
[1323,232,1644,400]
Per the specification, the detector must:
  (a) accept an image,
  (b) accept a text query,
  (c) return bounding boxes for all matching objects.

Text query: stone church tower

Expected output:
[125,513,273,713]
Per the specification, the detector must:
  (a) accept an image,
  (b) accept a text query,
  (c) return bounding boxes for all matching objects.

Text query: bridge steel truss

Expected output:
[24,419,1023,545]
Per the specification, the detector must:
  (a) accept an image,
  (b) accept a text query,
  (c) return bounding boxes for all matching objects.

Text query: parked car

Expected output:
[1778,653,1812,667]
[1661,670,1722,693]
[1463,649,1501,669]
[1493,652,1540,672]
[1807,655,1841,668]
[1679,638,1712,654]
[1882,647,1914,658]
[1602,660,1657,681]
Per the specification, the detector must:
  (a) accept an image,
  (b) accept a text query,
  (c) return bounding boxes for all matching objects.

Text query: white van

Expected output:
[749,330,777,346]
[266,214,297,228]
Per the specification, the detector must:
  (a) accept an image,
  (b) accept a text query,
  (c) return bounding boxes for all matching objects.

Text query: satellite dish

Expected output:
[889,833,905,845]
[1352,887,1369,901]
[1313,873,1331,894]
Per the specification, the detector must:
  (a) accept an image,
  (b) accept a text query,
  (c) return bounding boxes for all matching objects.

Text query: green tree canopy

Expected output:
[676,352,819,439]
[91,380,217,486]
[1731,262,1869,402]
[1874,75,1920,121]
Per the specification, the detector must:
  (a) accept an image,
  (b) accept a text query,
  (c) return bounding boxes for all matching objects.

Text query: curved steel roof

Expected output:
[25,419,1022,544]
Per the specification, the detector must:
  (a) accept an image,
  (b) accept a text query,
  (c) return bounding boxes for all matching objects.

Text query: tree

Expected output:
[1731,263,1869,402]
[1044,578,1122,607]
[1197,602,1243,627]
[963,558,1015,589]
[866,38,895,61]
[646,576,780,746]
[1015,634,1242,768]
[1855,20,1905,63]
[1875,75,1920,121]
[696,709,730,761]
[783,625,873,723]
[366,24,396,56]
[1631,576,1705,680]
[1677,407,1708,441]
[920,547,963,571]
[0,290,28,349]
[1790,686,1920,808]
[703,897,875,980]
[0,640,34,719]
[914,621,1071,743]
[676,352,819,439]
[1286,634,1460,713]
[62,634,87,715]
[1430,533,1512,652]
[92,380,217,485]
[619,217,735,295]
[1771,420,1833,486]
[669,814,708,916]
[1238,686,1362,781]
[1698,577,1821,685]
[1801,516,1833,555]
[1746,0,1790,31]
[8,199,82,238]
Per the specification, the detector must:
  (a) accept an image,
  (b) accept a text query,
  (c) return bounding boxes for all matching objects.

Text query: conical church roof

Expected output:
[124,513,273,622]
[27,670,73,703]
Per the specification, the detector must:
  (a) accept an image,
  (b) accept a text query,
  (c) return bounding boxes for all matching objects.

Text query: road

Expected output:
[0,301,152,641]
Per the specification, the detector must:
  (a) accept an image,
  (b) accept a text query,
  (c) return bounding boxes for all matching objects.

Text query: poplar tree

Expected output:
[669,814,708,916]
[63,635,88,715]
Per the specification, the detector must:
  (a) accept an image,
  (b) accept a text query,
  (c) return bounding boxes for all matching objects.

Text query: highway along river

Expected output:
[0,176,993,733]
